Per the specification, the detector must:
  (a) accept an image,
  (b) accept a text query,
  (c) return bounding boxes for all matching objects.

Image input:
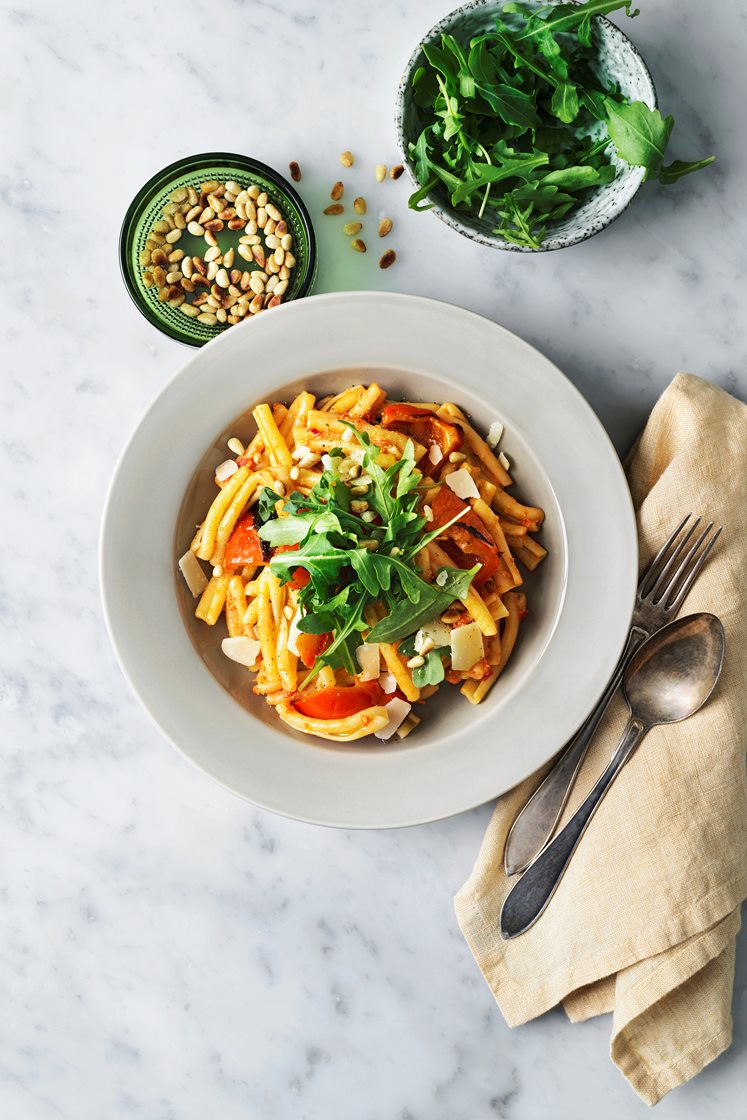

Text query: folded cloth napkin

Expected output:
[455,373,747,1106]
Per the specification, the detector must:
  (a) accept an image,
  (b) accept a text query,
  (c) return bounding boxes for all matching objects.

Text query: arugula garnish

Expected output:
[265,430,478,684]
[407,0,714,248]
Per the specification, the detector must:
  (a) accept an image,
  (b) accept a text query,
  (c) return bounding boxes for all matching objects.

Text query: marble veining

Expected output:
[1,1,745,1117]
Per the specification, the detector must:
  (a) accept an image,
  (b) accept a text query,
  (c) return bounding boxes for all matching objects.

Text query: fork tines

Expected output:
[639,514,722,614]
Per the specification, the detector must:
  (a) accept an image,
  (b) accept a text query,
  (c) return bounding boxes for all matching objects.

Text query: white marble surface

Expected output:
[2,0,746,1116]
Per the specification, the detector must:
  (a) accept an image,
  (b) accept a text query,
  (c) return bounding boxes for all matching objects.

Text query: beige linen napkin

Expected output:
[455,373,747,1106]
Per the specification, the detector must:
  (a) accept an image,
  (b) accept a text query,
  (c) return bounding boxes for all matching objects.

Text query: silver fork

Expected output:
[504,514,722,876]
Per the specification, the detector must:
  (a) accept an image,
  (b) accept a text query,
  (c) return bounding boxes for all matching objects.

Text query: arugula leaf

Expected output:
[256,486,283,524]
[412,647,449,688]
[450,153,549,204]
[605,98,674,177]
[658,156,716,184]
[550,82,579,124]
[541,164,602,189]
[366,566,479,644]
[515,0,639,42]
[296,612,336,635]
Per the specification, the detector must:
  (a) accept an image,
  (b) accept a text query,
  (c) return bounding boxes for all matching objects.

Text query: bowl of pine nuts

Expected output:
[120,153,317,346]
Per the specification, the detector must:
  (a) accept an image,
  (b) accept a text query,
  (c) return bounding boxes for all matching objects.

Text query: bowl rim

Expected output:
[394,0,658,252]
[119,151,317,346]
[99,291,638,828]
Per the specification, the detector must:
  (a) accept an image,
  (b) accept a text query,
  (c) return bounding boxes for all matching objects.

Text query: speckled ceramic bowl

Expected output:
[395,0,657,252]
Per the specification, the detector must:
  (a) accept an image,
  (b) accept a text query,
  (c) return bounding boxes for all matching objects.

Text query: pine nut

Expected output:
[274,247,284,265]
[266,256,279,274]
[170,187,188,203]
[257,192,268,207]
[192,256,207,275]
[378,217,393,237]
[375,163,387,182]
[266,203,281,222]
[406,655,425,669]
[324,204,344,215]
[390,164,404,179]
[289,465,300,480]
[150,231,166,245]
[216,308,227,324]
[331,181,344,201]
[289,161,301,181]
[223,248,235,268]
[257,208,267,229]
[230,269,241,285]
[200,180,220,193]
[186,205,201,222]
[245,199,257,220]
[166,270,181,283]
[252,245,266,268]
[207,261,219,281]
[204,219,224,233]
[267,295,282,308]
[204,230,218,247]
[353,197,367,214]
[199,207,215,224]
[218,207,237,221]
[351,239,366,253]
[274,279,288,296]
[284,252,296,268]
[249,295,264,315]
[238,244,253,262]
[188,221,203,236]
[247,184,260,200]
[142,271,154,288]
[343,222,362,236]
[266,275,278,292]
[152,219,170,233]
[265,219,276,236]
[216,268,230,288]
[379,249,397,269]
[249,273,265,295]
[265,234,280,249]
[340,150,354,167]
[279,266,290,280]
[275,221,288,236]
[245,219,258,235]
[192,275,209,289]
[247,234,261,245]
[174,210,186,229]
[180,303,200,317]
[168,249,184,262]
[187,186,199,206]
[139,249,151,267]
[281,234,293,251]
[225,181,242,196]
[152,266,166,286]
[205,245,221,262]
[181,277,195,292]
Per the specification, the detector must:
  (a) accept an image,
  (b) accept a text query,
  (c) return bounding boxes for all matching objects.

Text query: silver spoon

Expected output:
[500,613,725,940]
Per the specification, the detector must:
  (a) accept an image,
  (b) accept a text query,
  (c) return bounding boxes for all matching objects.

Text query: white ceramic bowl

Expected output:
[100,292,637,827]
[395,0,658,252]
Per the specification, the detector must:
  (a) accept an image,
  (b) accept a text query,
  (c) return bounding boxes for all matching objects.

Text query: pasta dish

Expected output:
[178,382,546,742]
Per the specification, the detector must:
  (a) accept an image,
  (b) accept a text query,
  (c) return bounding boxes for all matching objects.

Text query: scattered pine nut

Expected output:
[331,181,344,201]
[353,197,367,214]
[340,150,354,167]
[390,164,404,180]
[378,217,393,237]
[375,163,387,182]
[379,249,397,269]
[351,239,366,253]
[324,203,344,215]
[289,161,302,181]
[343,221,363,236]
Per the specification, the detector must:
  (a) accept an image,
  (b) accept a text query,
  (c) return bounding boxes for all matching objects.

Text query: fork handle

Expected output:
[503,626,649,875]
[500,717,647,938]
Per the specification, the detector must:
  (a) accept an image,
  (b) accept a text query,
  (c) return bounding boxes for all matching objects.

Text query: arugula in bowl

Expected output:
[404,0,714,249]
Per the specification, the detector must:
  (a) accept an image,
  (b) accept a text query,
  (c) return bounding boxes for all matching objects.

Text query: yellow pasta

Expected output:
[182,386,546,745]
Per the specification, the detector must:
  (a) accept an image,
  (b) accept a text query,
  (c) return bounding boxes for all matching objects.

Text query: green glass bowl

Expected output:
[120,152,317,346]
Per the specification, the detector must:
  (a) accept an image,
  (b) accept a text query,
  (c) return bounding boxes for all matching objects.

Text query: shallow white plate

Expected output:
[100,292,637,828]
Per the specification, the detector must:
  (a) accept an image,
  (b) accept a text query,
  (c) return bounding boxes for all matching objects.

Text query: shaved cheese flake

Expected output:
[356,642,380,681]
[178,550,208,597]
[287,608,302,657]
[428,444,443,465]
[379,671,398,694]
[215,459,239,482]
[221,636,262,667]
[373,697,412,741]
[415,621,451,653]
[487,421,504,449]
[445,468,479,501]
[450,621,484,672]
[498,451,511,470]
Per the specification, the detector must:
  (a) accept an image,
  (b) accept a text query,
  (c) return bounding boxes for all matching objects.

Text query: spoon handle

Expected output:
[500,717,647,939]
[503,627,649,875]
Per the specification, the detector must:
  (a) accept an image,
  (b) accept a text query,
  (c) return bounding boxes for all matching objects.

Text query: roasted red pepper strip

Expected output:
[292,680,386,720]
[295,630,331,668]
[223,511,264,569]
[431,487,499,587]
[381,403,462,458]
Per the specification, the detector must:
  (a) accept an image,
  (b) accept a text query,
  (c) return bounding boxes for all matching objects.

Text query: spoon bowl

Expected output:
[624,613,725,728]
